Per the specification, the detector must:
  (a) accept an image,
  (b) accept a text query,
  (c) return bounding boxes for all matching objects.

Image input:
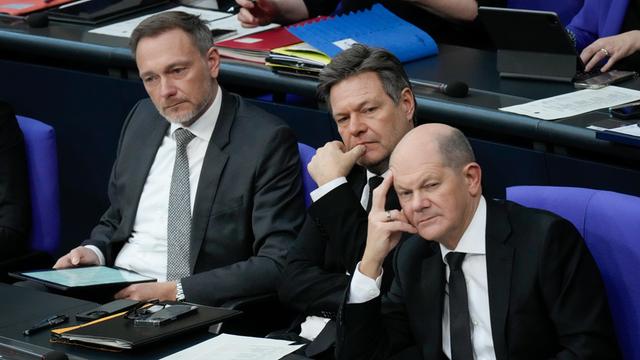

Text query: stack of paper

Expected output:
[215,26,303,64]
[159,333,304,360]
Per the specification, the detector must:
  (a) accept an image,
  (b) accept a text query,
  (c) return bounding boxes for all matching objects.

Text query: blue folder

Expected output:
[288,4,438,63]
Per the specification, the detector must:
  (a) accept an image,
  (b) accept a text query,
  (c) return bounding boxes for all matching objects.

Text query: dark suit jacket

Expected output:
[0,101,30,261]
[337,199,621,360]
[82,91,305,306]
[279,166,399,323]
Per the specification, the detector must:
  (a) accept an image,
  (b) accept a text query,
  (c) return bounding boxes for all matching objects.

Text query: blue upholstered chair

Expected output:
[17,116,60,255]
[506,186,640,359]
[298,142,317,208]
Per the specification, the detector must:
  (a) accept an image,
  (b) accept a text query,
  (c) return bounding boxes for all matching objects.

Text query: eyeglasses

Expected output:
[124,299,163,320]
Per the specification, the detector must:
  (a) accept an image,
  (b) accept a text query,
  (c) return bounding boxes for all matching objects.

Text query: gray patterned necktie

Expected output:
[167,128,196,281]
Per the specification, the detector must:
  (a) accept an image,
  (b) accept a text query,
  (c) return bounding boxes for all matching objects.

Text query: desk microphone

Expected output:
[0,12,49,28]
[411,80,469,98]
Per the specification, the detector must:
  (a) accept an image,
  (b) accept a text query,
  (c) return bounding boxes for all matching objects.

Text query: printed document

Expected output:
[499,86,640,120]
[89,6,277,39]
[160,334,304,360]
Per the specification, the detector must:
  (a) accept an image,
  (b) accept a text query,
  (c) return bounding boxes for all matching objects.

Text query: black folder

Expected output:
[51,302,241,350]
[48,0,169,25]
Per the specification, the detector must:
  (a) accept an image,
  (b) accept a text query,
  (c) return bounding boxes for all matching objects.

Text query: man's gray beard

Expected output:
[160,86,215,125]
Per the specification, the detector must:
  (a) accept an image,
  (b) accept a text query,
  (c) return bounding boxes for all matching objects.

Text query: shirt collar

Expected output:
[440,196,487,262]
[366,169,390,181]
[169,85,222,142]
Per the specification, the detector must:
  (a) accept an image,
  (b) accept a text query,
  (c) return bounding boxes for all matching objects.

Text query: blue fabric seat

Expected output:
[298,143,317,208]
[507,185,640,359]
[17,116,60,255]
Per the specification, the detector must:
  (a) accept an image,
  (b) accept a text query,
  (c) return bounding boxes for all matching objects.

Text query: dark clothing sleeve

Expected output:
[302,0,340,17]
[279,182,367,316]
[0,102,30,261]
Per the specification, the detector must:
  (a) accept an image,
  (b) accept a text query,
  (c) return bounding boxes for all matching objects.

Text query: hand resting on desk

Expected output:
[581,30,640,72]
[115,282,177,302]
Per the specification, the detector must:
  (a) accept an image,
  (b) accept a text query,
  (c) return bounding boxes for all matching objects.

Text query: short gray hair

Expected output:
[436,127,476,169]
[318,44,415,122]
[130,11,212,57]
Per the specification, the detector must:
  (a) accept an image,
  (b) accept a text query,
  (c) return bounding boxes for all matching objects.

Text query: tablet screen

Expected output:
[18,266,155,288]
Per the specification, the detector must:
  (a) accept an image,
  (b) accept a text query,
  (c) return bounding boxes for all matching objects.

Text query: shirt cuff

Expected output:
[84,245,106,266]
[347,261,383,304]
[309,177,348,202]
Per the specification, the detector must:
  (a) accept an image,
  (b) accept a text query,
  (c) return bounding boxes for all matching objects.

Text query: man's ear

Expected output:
[400,88,415,123]
[463,162,482,196]
[206,47,221,78]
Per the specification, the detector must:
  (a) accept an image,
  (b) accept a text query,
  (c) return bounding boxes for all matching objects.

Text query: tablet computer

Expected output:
[478,7,583,81]
[9,266,156,291]
[48,0,170,25]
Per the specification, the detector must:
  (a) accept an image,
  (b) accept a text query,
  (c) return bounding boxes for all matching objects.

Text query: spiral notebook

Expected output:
[287,4,438,63]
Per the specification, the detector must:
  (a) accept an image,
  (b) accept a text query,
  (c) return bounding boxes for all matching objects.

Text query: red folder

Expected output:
[215,26,302,64]
[0,0,74,16]
[214,16,328,64]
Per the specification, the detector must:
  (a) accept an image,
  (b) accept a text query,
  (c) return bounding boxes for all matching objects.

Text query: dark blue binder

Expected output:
[288,4,438,63]
[596,127,640,148]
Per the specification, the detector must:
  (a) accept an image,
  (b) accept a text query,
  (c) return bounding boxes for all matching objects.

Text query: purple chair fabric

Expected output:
[16,116,60,255]
[506,185,640,360]
[298,143,317,208]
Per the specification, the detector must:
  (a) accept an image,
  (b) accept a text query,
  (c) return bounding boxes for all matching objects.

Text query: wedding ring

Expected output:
[386,210,391,221]
[600,48,610,57]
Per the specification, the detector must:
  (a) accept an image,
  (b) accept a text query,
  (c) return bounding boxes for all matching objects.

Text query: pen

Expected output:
[23,314,68,336]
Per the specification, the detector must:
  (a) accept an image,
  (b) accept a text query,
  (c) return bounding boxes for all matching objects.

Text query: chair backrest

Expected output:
[506,185,640,360]
[16,116,60,255]
[297,143,317,208]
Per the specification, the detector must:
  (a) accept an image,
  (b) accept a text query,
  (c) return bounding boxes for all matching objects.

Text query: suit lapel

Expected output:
[485,200,514,360]
[346,166,366,197]
[417,244,445,358]
[189,90,234,271]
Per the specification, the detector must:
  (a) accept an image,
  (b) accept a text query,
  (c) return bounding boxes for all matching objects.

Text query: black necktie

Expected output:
[365,176,384,212]
[446,252,474,360]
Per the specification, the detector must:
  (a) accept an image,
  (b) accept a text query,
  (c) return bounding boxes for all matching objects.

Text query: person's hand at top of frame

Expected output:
[236,0,278,27]
[580,30,640,72]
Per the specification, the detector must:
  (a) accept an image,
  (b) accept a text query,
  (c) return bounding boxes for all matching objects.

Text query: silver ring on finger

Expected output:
[386,210,392,221]
[600,48,610,57]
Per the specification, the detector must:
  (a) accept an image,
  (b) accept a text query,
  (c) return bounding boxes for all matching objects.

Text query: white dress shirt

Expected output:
[300,169,389,341]
[86,86,222,282]
[348,196,497,360]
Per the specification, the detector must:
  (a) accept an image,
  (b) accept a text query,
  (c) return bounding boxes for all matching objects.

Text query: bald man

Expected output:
[336,124,620,360]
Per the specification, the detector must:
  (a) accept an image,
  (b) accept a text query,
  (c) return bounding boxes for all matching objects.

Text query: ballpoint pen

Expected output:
[23,314,68,336]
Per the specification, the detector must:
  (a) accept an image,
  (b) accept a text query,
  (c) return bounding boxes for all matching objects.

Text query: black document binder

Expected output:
[478,7,581,82]
[48,0,169,25]
[51,302,241,350]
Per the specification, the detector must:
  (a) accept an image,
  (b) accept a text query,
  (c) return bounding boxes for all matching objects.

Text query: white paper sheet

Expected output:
[159,333,304,360]
[499,86,640,120]
[607,123,640,136]
[89,6,277,40]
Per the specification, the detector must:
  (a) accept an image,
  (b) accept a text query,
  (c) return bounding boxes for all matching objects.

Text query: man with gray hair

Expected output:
[277,44,415,359]
[337,123,620,359]
[54,11,305,305]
